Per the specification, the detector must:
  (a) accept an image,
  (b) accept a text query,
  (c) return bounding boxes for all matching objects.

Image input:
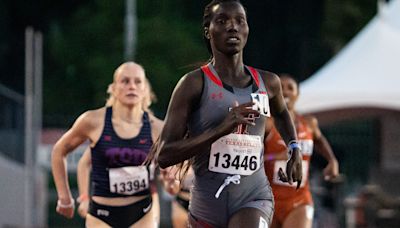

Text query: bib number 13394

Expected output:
[109,166,149,195]
[209,134,262,176]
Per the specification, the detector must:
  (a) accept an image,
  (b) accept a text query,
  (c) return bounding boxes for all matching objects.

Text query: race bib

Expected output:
[251,93,270,117]
[273,160,308,188]
[109,166,149,195]
[209,134,262,175]
[299,139,314,156]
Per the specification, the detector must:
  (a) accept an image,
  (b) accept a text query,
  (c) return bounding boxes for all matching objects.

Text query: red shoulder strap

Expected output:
[201,65,223,87]
[246,66,260,88]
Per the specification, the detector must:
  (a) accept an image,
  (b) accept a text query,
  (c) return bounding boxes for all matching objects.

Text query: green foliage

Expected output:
[43,0,208,126]
[136,14,208,116]
[0,0,377,126]
[44,0,124,126]
[321,0,376,53]
[135,0,209,117]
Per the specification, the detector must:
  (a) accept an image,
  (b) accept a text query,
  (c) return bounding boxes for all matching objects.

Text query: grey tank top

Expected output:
[188,63,268,176]
[187,63,273,226]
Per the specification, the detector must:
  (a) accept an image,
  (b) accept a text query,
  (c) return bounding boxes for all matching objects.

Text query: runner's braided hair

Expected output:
[145,0,246,186]
[170,0,246,185]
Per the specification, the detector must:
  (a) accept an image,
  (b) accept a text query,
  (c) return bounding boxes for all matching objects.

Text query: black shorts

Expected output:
[89,196,152,228]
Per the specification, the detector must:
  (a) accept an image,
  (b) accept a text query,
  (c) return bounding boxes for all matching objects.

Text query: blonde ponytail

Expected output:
[105,84,115,107]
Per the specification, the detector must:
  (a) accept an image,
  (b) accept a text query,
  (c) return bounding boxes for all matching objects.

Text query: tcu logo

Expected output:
[250,93,270,117]
[106,147,148,166]
[97,209,109,217]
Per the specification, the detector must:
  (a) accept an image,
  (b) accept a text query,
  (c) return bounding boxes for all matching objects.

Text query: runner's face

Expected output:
[207,2,248,56]
[113,65,146,107]
[281,77,298,110]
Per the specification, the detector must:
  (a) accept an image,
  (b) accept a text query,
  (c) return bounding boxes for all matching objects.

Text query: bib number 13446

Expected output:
[209,134,262,176]
[212,152,258,171]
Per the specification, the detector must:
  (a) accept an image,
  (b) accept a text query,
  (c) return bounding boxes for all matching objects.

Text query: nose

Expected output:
[282,86,289,97]
[226,19,238,33]
[128,80,137,89]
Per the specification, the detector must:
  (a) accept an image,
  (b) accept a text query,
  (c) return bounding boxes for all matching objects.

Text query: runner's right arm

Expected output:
[156,71,258,168]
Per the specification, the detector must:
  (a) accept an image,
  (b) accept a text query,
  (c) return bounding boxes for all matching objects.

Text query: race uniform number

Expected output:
[273,160,308,188]
[251,93,270,117]
[299,139,314,156]
[209,133,262,176]
[109,166,149,195]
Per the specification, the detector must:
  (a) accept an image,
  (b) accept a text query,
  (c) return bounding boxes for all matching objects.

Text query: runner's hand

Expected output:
[77,200,89,218]
[56,197,75,218]
[218,101,260,135]
[278,148,303,189]
[323,159,339,181]
[159,166,180,195]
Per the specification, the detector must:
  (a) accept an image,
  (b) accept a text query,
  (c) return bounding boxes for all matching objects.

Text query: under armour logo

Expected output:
[139,139,147,144]
[211,92,223,100]
[104,135,112,141]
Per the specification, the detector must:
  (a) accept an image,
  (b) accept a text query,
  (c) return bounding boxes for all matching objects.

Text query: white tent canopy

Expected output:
[296,0,400,114]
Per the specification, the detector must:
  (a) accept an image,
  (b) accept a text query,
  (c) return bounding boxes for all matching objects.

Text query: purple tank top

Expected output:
[90,107,153,197]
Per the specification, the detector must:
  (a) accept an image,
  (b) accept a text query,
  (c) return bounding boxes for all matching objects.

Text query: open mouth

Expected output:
[226,37,240,44]
[284,97,290,104]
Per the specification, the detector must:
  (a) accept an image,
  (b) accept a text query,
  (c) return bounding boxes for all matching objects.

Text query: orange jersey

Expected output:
[264,115,314,201]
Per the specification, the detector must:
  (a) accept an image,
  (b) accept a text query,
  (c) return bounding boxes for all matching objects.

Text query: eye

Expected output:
[134,78,142,85]
[237,17,246,25]
[216,18,226,24]
[288,85,296,92]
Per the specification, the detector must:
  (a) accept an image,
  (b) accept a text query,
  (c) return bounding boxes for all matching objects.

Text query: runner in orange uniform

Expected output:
[264,74,339,228]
